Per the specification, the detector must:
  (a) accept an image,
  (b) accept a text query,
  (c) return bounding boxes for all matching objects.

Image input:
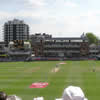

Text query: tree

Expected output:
[86,32,99,45]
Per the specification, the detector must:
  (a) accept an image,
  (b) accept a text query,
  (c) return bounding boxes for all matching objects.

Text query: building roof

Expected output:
[45,37,87,40]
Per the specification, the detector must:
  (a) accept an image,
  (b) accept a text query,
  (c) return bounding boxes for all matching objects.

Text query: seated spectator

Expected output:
[62,86,88,100]
[0,91,7,100]
[0,91,21,100]
[33,97,44,100]
[7,95,22,100]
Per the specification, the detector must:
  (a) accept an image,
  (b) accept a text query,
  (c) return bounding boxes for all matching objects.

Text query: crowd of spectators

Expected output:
[0,92,21,100]
[0,86,88,100]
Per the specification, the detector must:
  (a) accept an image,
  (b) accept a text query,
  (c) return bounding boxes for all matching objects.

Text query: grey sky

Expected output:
[0,0,100,41]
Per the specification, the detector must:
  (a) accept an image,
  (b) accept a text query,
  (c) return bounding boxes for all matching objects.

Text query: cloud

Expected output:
[27,0,46,6]
[0,10,100,38]
[54,0,79,8]
[65,1,78,8]
[0,0,100,39]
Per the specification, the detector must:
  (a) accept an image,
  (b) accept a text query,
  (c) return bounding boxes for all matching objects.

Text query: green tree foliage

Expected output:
[86,33,99,45]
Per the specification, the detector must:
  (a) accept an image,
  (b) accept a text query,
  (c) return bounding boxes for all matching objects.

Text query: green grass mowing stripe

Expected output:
[65,61,83,86]
[81,61,100,100]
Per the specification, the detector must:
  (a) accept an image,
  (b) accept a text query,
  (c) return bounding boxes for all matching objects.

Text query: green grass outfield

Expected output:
[0,61,100,100]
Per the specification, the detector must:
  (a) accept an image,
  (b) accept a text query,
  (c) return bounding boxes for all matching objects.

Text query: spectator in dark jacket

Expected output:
[0,91,7,100]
